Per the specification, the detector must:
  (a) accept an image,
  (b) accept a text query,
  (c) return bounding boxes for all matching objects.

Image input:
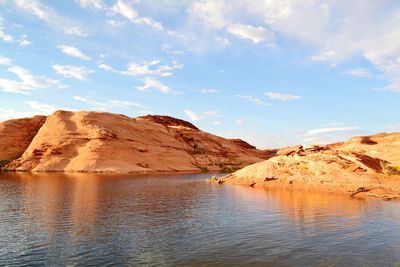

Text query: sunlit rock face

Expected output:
[0,115,46,167]
[218,138,400,199]
[2,111,271,173]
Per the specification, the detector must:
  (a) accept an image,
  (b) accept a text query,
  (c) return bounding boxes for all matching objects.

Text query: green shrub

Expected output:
[382,162,400,175]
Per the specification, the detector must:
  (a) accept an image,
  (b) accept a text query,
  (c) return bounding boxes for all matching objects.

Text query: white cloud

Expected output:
[189,1,400,91]
[161,45,185,56]
[138,78,171,94]
[64,27,87,37]
[211,120,221,126]
[106,19,126,28]
[0,101,71,121]
[220,129,302,149]
[226,24,274,44]
[0,55,11,65]
[58,45,91,61]
[190,0,229,29]
[0,15,13,42]
[75,0,105,10]
[98,63,113,71]
[73,96,145,110]
[235,94,271,107]
[184,110,219,121]
[0,65,61,94]
[19,38,32,47]
[52,64,94,80]
[110,0,163,30]
[26,101,59,114]
[304,127,358,136]
[98,60,182,77]
[198,88,220,93]
[0,108,37,122]
[346,68,371,78]
[265,92,302,101]
[235,119,246,125]
[126,60,182,77]
[14,0,87,36]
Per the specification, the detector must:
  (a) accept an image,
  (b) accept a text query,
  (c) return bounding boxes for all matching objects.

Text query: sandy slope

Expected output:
[2,111,271,173]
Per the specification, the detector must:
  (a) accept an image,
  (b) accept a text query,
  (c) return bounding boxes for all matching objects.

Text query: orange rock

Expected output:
[0,115,46,166]
[219,140,400,199]
[2,111,270,173]
[332,132,400,166]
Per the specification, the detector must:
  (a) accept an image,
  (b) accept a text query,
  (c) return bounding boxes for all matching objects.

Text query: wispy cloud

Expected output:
[265,92,302,101]
[0,65,61,94]
[0,55,11,65]
[198,88,220,94]
[73,96,145,110]
[98,60,182,77]
[26,100,60,114]
[14,0,87,36]
[58,45,91,61]
[236,94,271,107]
[106,19,126,28]
[0,15,13,42]
[0,108,37,121]
[52,64,94,80]
[0,101,69,121]
[18,34,32,47]
[346,68,371,78]
[75,0,105,10]
[110,0,163,30]
[184,110,219,122]
[304,127,358,136]
[189,1,400,92]
[190,0,228,29]
[226,23,274,44]
[138,78,171,94]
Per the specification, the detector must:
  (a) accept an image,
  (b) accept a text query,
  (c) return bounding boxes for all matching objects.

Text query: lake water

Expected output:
[1,172,400,266]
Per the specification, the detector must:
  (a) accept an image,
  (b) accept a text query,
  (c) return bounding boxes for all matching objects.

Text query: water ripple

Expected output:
[1,172,400,266]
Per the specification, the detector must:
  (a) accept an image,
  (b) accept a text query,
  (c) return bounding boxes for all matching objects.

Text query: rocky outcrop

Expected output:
[0,116,46,167]
[215,138,400,200]
[2,111,270,173]
[137,115,199,130]
[331,132,400,166]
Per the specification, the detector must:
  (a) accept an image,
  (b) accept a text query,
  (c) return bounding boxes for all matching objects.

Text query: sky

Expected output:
[0,0,400,148]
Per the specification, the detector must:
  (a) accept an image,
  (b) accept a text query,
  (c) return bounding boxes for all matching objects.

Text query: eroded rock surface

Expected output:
[3,111,269,173]
[217,141,400,200]
[0,116,46,167]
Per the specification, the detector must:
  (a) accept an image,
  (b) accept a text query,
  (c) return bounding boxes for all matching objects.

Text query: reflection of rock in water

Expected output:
[1,172,400,266]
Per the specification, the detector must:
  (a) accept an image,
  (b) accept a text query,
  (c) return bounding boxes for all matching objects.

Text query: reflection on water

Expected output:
[1,172,400,266]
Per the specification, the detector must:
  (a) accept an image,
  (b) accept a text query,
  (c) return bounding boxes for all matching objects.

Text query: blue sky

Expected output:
[0,0,399,148]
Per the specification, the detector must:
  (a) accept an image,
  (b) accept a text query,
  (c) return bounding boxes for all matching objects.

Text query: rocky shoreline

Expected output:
[2,111,400,200]
[211,144,400,200]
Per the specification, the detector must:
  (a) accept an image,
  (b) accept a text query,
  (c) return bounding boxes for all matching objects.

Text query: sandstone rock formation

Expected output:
[1,111,270,173]
[331,132,400,166]
[216,136,400,200]
[0,116,46,167]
